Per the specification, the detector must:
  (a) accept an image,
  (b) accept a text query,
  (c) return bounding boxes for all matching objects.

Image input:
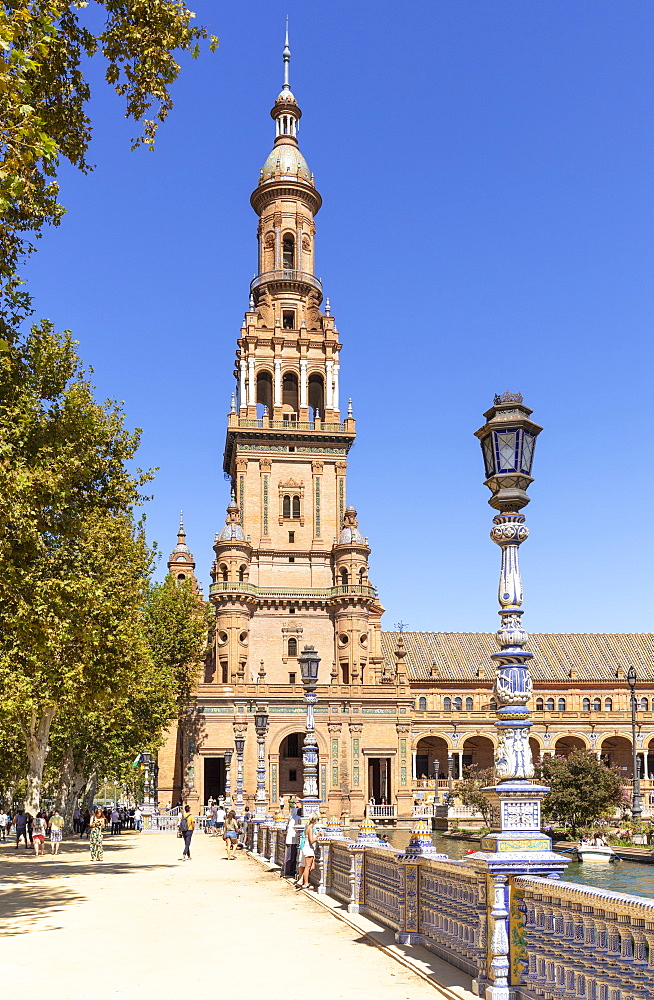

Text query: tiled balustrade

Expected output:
[513,875,654,1000]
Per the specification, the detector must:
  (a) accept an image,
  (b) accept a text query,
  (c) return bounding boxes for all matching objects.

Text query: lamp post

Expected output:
[298,644,321,819]
[141,751,153,813]
[474,393,568,1000]
[447,754,454,792]
[433,758,440,803]
[224,749,233,809]
[234,733,245,818]
[627,665,642,823]
[254,708,269,852]
[254,709,269,819]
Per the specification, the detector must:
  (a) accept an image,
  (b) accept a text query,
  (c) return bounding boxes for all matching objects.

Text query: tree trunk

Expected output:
[56,748,87,832]
[22,707,56,815]
[82,772,98,812]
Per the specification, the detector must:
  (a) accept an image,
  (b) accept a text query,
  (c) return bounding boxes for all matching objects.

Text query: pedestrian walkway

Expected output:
[0,832,476,999]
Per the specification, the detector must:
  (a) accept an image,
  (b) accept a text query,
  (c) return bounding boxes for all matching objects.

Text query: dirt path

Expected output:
[0,830,475,999]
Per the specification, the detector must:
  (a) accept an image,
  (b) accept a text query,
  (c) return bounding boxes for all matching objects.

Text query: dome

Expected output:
[173,540,190,554]
[276,88,297,103]
[339,524,365,544]
[217,522,246,542]
[261,141,311,183]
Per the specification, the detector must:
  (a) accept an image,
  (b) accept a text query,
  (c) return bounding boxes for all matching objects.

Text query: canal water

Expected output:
[380,829,654,900]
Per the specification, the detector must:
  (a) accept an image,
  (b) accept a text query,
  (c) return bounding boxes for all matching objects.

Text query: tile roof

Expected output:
[380,632,654,684]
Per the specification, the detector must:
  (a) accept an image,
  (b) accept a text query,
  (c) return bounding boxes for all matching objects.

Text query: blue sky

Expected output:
[26,1,654,633]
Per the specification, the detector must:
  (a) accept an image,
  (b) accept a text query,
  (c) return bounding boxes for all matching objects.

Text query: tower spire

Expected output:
[282,17,291,92]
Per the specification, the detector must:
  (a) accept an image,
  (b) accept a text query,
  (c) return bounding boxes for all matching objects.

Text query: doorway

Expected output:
[368,758,391,803]
[204,757,225,804]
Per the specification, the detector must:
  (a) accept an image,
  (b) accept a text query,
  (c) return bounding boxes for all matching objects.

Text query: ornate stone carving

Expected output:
[495,727,535,780]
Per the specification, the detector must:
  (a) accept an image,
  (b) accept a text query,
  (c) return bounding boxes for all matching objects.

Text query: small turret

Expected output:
[212,497,252,584]
[167,512,198,593]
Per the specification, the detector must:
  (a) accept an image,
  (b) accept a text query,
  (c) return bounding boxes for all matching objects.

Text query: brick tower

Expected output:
[212,28,385,688]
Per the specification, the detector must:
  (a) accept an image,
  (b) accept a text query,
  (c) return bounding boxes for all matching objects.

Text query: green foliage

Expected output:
[0,322,156,808]
[142,574,212,709]
[536,750,628,836]
[0,1,218,339]
[457,766,496,826]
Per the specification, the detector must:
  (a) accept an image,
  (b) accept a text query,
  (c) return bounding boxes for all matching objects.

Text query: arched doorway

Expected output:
[415,736,449,783]
[601,736,633,775]
[554,736,586,759]
[462,736,495,773]
[529,737,542,765]
[279,732,306,798]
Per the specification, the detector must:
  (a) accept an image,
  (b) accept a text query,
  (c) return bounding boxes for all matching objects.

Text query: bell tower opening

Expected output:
[308,373,324,419]
[283,234,295,269]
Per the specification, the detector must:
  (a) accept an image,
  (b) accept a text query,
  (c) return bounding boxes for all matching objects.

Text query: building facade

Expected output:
[157,41,654,822]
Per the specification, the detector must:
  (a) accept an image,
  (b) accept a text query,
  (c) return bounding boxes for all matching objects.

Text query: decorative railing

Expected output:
[514,875,654,1000]
[250,269,323,295]
[247,819,654,998]
[368,804,396,819]
[209,582,377,600]
[413,804,435,818]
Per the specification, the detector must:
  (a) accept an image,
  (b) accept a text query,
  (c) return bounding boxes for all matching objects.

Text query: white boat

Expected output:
[574,844,618,863]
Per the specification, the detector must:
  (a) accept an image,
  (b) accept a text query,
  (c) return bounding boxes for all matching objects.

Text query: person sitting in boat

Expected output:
[593,833,607,847]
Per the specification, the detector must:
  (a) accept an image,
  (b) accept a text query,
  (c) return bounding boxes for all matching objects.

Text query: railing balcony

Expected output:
[367,804,396,819]
[232,415,347,432]
[209,581,377,600]
[250,269,323,295]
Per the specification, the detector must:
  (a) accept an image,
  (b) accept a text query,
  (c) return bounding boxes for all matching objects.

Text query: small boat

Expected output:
[574,844,619,863]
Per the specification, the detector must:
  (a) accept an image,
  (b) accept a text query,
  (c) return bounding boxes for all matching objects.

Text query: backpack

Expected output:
[179,815,188,834]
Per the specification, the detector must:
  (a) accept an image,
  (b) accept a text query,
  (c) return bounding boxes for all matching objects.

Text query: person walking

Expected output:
[110,807,120,835]
[223,810,240,860]
[0,808,8,842]
[13,809,28,849]
[178,805,195,861]
[89,807,106,861]
[133,806,143,832]
[283,806,300,877]
[296,813,319,890]
[215,804,225,837]
[32,812,47,857]
[48,809,64,855]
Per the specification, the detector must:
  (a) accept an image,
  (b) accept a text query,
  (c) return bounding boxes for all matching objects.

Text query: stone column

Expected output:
[300,359,307,410]
[239,360,247,409]
[248,358,255,410]
[325,359,334,411]
[274,359,282,408]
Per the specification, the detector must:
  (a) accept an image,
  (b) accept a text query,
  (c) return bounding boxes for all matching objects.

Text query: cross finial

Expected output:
[179,510,184,534]
[282,17,291,91]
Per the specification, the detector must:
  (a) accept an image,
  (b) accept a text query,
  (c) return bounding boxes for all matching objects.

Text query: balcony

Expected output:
[233,416,345,432]
[250,269,323,297]
[209,581,377,600]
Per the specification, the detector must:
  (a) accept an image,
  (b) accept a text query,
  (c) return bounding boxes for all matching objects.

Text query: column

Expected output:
[412,751,417,781]
[333,362,340,412]
[300,359,307,409]
[326,360,334,410]
[456,750,463,779]
[239,360,247,409]
[248,358,255,409]
[274,359,282,408]
[274,225,281,269]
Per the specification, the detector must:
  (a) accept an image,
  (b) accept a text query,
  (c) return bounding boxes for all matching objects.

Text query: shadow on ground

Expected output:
[0,836,177,937]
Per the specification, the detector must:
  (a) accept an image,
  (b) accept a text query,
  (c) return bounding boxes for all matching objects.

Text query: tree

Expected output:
[457,766,495,826]
[0,1,218,340]
[142,574,212,710]
[536,749,628,836]
[0,322,154,813]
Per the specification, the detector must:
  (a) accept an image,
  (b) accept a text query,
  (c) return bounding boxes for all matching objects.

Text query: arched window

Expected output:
[308,373,324,419]
[593,697,602,712]
[546,698,555,711]
[283,495,291,518]
[583,697,591,711]
[287,637,298,657]
[453,696,462,711]
[256,370,272,414]
[465,697,473,711]
[418,697,426,711]
[558,698,566,712]
[220,564,228,582]
[282,371,298,412]
[359,568,366,586]
[444,697,451,711]
[292,495,300,518]
[604,698,613,712]
[340,568,348,587]
[238,565,247,582]
[535,698,544,711]
[177,573,186,581]
[282,234,295,269]
[640,696,649,712]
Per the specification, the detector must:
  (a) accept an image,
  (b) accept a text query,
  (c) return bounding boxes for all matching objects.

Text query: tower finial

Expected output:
[179,510,185,535]
[282,17,291,91]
